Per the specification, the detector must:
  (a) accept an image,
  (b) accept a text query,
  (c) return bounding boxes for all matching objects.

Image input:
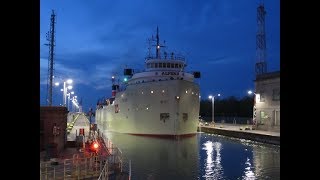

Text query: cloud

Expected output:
[40,0,279,110]
[207,56,239,65]
[40,49,140,92]
[40,58,49,85]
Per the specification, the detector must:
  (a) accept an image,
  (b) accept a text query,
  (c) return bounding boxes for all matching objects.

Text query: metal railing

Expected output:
[99,133,131,180]
[40,153,106,180]
[97,159,109,180]
[40,145,125,179]
[40,131,131,180]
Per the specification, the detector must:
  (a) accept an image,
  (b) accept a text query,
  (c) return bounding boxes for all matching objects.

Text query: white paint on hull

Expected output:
[96,80,200,135]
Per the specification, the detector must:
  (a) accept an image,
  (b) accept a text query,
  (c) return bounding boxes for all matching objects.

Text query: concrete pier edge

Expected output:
[198,125,280,145]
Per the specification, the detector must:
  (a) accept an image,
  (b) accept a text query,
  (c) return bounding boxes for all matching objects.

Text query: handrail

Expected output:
[97,159,109,180]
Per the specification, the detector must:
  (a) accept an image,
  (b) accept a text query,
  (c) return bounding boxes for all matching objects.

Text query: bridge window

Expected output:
[171,63,174,68]
[175,64,178,68]
[167,63,170,68]
[163,63,166,68]
[155,63,158,68]
[179,64,182,68]
[159,63,162,68]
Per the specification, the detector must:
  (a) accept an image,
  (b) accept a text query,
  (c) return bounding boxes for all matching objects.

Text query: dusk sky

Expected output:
[40,0,280,112]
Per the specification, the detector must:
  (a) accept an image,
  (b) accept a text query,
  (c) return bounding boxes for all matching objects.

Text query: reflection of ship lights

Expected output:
[202,141,224,179]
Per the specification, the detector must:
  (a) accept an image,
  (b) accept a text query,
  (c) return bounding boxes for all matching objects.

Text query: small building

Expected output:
[40,106,68,157]
[254,71,280,132]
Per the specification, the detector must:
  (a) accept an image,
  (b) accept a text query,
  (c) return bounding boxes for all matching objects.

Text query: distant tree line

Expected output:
[200,96,253,119]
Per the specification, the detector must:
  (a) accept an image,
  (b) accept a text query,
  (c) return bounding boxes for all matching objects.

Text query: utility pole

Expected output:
[45,10,56,106]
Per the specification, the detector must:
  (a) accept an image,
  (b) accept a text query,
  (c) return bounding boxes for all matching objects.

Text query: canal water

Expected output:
[104,132,280,180]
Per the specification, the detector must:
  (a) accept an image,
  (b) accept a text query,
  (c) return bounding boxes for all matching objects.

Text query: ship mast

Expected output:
[156,27,160,58]
[155,26,165,59]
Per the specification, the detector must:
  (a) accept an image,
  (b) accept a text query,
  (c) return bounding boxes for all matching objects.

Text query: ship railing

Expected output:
[97,159,109,180]
[130,69,196,76]
[123,73,201,88]
[100,132,131,178]
[145,55,185,61]
[40,153,107,180]
[100,133,123,165]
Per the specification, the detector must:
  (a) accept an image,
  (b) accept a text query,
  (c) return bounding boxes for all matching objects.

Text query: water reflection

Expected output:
[199,134,280,180]
[104,132,200,180]
[101,131,279,180]
[202,141,224,179]
[251,143,280,179]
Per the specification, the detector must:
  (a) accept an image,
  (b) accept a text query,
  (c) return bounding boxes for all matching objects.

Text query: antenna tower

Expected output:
[45,10,56,106]
[255,3,267,75]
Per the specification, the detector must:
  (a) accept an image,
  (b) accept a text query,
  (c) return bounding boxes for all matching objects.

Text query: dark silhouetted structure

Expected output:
[45,10,56,106]
[40,106,68,158]
[255,3,267,75]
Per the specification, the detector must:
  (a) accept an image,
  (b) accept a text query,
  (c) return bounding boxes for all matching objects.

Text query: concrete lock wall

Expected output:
[199,126,280,145]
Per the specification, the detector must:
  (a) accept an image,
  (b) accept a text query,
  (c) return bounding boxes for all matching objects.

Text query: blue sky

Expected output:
[40,0,280,112]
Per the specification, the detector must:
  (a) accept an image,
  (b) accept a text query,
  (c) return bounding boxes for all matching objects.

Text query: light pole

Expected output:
[54,78,73,106]
[63,79,73,107]
[71,96,79,112]
[67,91,75,111]
[208,93,221,124]
[248,90,259,127]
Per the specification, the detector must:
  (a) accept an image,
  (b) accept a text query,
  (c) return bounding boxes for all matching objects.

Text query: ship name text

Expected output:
[161,72,179,76]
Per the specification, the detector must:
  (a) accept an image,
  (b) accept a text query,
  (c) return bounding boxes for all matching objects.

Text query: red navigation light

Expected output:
[92,142,99,149]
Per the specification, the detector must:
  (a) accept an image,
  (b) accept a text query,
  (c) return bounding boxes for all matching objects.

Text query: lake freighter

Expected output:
[95,27,201,137]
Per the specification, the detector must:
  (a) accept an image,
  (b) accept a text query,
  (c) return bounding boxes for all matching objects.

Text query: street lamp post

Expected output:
[71,97,75,112]
[67,93,71,111]
[248,90,259,127]
[55,78,73,107]
[208,94,221,124]
[66,91,75,112]
[63,82,67,106]
[71,96,79,112]
[63,79,73,107]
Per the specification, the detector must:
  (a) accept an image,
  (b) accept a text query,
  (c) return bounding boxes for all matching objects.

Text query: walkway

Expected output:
[199,123,280,145]
[201,123,280,137]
